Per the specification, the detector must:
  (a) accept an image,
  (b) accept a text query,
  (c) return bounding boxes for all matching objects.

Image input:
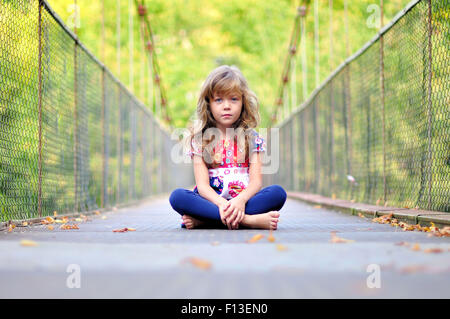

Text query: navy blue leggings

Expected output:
[169,184,287,223]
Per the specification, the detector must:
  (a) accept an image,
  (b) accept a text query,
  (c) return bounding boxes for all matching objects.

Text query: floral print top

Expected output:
[187,129,266,200]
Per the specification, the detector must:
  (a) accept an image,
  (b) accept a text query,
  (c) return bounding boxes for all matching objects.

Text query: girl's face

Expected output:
[209,91,243,135]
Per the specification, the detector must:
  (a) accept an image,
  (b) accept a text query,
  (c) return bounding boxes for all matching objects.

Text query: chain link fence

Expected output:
[266,0,449,212]
[0,0,193,222]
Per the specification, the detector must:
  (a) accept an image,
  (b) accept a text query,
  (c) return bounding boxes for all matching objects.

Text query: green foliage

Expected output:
[48,0,411,128]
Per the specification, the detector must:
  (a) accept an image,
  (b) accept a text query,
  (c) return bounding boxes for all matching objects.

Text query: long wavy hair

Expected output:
[185,65,261,168]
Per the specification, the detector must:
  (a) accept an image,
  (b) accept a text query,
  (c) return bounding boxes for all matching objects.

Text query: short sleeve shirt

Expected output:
[187,129,266,200]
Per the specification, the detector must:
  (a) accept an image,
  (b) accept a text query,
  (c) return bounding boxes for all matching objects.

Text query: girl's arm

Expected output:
[192,154,228,207]
[236,151,263,203]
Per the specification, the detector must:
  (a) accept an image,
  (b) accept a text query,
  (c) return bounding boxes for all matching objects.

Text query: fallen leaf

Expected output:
[112,227,136,232]
[411,243,421,251]
[20,240,38,247]
[94,211,101,215]
[313,205,322,209]
[394,241,410,246]
[183,257,212,270]
[358,213,365,218]
[276,244,288,251]
[41,216,54,225]
[53,211,58,217]
[22,222,28,227]
[267,231,275,242]
[47,225,54,230]
[7,224,15,232]
[247,234,264,243]
[330,231,355,243]
[331,193,336,200]
[60,224,79,230]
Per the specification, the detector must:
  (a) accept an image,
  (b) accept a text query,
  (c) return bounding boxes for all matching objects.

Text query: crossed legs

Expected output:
[169,184,287,230]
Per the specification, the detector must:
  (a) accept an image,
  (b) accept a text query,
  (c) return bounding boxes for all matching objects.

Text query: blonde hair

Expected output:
[185,65,261,168]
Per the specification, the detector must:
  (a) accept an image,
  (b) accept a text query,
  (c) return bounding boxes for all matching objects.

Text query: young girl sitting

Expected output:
[169,65,287,230]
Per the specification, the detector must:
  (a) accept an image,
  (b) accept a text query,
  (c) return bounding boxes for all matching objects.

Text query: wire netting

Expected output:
[0,0,193,222]
[266,0,449,212]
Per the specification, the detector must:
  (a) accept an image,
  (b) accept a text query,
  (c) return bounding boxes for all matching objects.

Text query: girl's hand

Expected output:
[223,197,246,230]
[218,200,231,226]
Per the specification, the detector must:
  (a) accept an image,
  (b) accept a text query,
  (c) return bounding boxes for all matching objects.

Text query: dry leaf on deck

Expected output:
[183,257,212,270]
[394,241,409,246]
[41,216,54,225]
[60,224,79,230]
[276,244,288,251]
[20,240,38,247]
[247,234,264,243]
[267,231,275,242]
[112,227,136,232]
[330,231,355,243]
[411,243,421,251]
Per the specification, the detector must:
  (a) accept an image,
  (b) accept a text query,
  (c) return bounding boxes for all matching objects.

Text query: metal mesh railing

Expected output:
[0,0,193,222]
[266,0,449,212]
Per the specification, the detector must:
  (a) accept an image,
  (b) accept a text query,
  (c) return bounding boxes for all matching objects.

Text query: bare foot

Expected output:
[182,214,206,229]
[240,211,280,230]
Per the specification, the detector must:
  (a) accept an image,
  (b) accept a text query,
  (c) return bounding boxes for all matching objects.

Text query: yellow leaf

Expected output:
[331,193,336,200]
[247,234,264,243]
[60,224,79,230]
[358,213,365,218]
[411,243,421,251]
[330,231,355,243]
[53,211,58,217]
[183,257,212,270]
[47,225,54,230]
[20,240,38,247]
[7,224,16,232]
[276,244,287,251]
[41,216,54,225]
[267,231,276,242]
[313,205,322,209]
[22,222,28,226]
[94,211,101,215]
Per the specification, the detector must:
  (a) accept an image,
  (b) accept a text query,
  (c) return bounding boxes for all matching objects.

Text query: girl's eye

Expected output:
[215,98,222,102]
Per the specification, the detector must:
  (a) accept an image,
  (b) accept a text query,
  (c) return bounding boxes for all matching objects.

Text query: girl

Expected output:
[169,65,287,230]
